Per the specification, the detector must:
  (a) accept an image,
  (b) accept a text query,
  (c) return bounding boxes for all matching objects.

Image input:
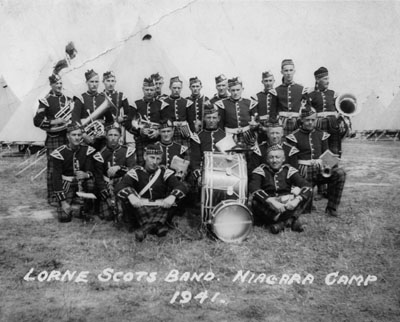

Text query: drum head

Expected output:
[211,201,253,243]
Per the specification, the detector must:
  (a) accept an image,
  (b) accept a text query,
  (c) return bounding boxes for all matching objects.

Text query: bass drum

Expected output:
[210,200,253,243]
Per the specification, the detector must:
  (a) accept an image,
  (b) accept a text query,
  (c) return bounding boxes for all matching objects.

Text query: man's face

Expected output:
[190,82,202,96]
[67,129,83,147]
[267,150,285,170]
[144,153,162,172]
[302,115,316,131]
[143,86,156,100]
[87,75,99,92]
[229,84,243,100]
[204,112,220,130]
[281,64,295,83]
[104,77,116,92]
[216,82,228,96]
[317,76,329,90]
[106,129,121,148]
[261,76,275,90]
[170,82,182,97]
[155,79,164,95]
[51,80,63,94]
[267,127,283,145]
[160,127,174,143]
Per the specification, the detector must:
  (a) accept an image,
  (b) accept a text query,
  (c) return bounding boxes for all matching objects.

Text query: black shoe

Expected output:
[135,229,146,242]
[58,212,72,223]
[270,222,285,234]
[285,217,294,228]
[155,225,169,237]
[292,218,305,232]
[325,207,338,217]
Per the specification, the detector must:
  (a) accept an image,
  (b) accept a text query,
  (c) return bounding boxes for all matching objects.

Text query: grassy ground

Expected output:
[0,140,399,322]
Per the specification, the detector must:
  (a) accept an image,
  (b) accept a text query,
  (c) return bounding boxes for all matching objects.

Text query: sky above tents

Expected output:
[1,0,400,108]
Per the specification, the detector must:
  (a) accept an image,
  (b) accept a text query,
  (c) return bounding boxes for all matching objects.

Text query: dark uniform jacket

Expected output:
[249,163,311,201]
[50,145,104,201]
[214,97,257,129]
[104,90,132,130]
[160,142,188,167]
[285,128,330,167]
[209,93,229,105]
[275,83,308,113]
[115,165,188,201]
[190,128,226,171]
[72,91,114,127]
[307,89,340,130]
[186,94,209,132]
[251,89,278,122]
[33,91,72,136]
[129,98,165,136]
[100,145,136,179]
[160,96,192,122]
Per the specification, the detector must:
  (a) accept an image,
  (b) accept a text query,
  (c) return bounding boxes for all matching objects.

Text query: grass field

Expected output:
[0,140,399,322]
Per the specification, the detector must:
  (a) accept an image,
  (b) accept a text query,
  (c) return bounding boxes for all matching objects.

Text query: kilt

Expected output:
[124,204,169,227]
[98,177,123,220]
[45,133,68,203]
[56,181,90,220]
[278,116,300,136]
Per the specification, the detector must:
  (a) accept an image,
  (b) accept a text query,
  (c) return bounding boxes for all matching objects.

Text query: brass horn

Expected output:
[48,101,74,132]
[81,94,117,127]
[335,93,359,117]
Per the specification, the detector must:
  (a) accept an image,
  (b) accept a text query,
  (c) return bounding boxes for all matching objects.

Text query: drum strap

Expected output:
[139,168,161,197]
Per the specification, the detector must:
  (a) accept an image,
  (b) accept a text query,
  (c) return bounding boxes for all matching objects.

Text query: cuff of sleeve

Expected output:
[117,187,136,201]
[171,189,185,200]
[100,189,110,201]
[55,191,66,202]
[299,187,312,200]
[41,120,51,129]
[193,169,201,180]
[253,190,269,203]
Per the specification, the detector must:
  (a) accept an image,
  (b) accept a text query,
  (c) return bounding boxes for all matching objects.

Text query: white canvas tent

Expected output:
[352,91,386,132]
[0,75,20,133]
[383,91,400,131]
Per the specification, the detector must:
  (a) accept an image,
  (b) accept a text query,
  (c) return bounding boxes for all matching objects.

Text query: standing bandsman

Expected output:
[214,77,258,146]
[102,71,132,135]
[51,123,106,222]
[209,74,230,105]
[116,144,188,241]
[275,59,309,136]
[151,73,168,100]
[249,144,312,233]
[160,76,193,147]
[129,77,165,166]
[186,77,209,133]
[285,107,346,217]
[98,126,136,220]
[71,69,114,149]
[308,67,347,157]
[251,71,278,143]
[34,73,72,205]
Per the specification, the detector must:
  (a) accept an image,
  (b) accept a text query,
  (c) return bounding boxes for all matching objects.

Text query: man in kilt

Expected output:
[116,144,188,241]
[160,77,193,148]
[249,144,312,233]
[97,126,136,220]
[33,73,72,205]
[285,106,346,217]
[51,124,106,222]
[275,59,309,136]
[128,77,164,166]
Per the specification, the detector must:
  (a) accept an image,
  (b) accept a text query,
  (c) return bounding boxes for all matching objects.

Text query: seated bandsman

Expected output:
[151,73,168,100]
[129,77,164,166]
[308,67,348,158]
[33,73,72,205]
[249,144,312,234]
[214,77,258,147]
[275,59,309,136]
[190,104,226,184]
[286,106,346,217]
[116,144,188,241]
[158,119,188,176]
[97,126,136,220]
[161,77,194,147]
[51,123,106,222]
[186,77,210,133]
[102,71,132,138]
[71,69,114,149]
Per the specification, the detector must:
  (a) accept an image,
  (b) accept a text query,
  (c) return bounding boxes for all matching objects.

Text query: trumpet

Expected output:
[48,101,74,132]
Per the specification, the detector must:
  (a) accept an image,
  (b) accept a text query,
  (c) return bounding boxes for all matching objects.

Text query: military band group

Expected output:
[34,58,347,241]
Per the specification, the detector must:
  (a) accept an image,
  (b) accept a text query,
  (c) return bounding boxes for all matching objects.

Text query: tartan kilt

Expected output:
[45,133,68,155]
[123,204,169,227]
[298,163,320,184]
[98,177,123,220]
[279,116,300,136]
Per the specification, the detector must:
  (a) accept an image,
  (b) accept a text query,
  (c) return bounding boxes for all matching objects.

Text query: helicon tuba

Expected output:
[335,93,359,117]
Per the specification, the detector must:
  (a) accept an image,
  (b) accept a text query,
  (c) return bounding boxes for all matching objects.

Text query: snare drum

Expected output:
[210,200,253,243]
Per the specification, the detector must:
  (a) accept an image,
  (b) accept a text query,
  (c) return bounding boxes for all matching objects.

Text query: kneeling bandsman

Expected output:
[51,124,105,222]
[98,126,136,220]
[116,144,188,241]
[249,144,312,234]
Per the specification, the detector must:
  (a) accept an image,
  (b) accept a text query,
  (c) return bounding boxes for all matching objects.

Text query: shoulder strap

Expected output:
[138,168,161,197]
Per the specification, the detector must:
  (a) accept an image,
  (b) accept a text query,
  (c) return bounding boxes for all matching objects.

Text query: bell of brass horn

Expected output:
[335,93,359,116]
[81,94,117,127]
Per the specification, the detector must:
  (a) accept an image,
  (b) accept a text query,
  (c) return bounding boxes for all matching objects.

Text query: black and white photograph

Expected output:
[0,0,399,321]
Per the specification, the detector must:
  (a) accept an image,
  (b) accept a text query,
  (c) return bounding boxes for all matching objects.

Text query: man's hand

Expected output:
[82,133,94,145]
[147,129,159,139]
[128,194,144,208]
[285,197,301,211]
[162,195,176,209]
[75,171,90,180]
[267,197,286,213]
[107,166,121,178]
[61,201,71,215]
